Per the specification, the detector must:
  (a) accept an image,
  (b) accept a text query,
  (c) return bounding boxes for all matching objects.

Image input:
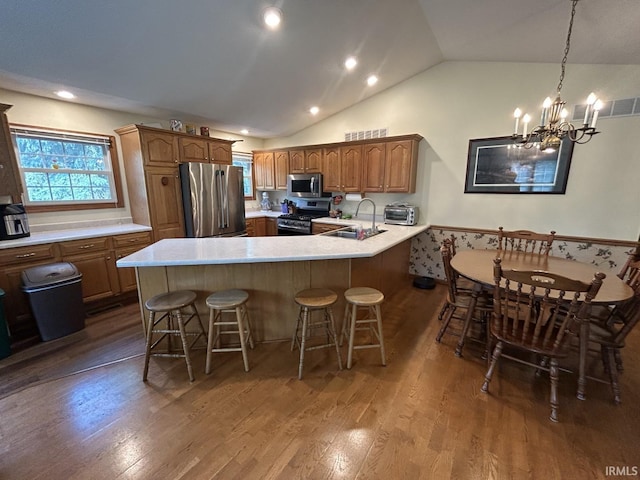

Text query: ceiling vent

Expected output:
[572,97,640,122]
[344,128,388,142]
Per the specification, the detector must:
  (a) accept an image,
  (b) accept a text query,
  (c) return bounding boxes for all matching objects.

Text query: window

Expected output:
[10,125,123,211]
[232,152,254,199]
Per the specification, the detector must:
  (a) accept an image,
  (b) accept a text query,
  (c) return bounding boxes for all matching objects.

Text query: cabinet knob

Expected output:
[161,176,169,185]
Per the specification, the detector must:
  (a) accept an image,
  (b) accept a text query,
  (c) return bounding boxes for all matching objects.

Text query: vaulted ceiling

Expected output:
[1,0,638,138]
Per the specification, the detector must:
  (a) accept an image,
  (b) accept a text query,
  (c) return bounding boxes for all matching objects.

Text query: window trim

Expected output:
[10,123,124,212]
[232,151,255,201]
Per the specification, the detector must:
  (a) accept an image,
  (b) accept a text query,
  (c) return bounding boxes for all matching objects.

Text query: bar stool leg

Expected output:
[347,303,358,369]
[176,310,195,382]
[205,308,216,375]
[375,304,386,366]
[298,307,309,380]
[340,302,350,346]
[143,311,155,381]
[236,305,250,372]
[327,306,343,371]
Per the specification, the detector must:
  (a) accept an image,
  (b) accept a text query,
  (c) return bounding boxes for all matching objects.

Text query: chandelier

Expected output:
[511,0,602,152]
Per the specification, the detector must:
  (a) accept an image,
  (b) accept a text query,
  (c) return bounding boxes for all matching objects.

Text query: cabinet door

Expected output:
[116,245,145,293]
[64,251,118,302]
[385,140,415,192]
[362,143,386,192]
[305,149,322,173]
[262,152,275,190]
[0,263,42,343]
[245,218,256,237]
[254,152,266,190]
[289,150,305,173]
[340,145,362,192]
[274,150,289,190]
[265,217,277,236]
[0,105,23,201]
[140,130,179,167]
[322,147,341,191]
[209,142,232,165]
[145,168,185,241]
[179,137,210,163]
[254,217,266,237]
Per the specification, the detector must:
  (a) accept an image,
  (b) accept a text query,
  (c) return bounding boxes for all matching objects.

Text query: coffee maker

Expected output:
[0,203,30,240]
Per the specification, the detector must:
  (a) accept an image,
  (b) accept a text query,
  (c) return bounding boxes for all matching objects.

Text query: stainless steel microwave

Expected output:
[287,173,324,198]
[383,204,419,225]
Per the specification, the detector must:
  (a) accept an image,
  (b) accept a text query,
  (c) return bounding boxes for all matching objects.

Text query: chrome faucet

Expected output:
[355,198,377,232]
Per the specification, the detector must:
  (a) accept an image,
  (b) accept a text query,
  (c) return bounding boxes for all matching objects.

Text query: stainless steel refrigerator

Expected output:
[179,163,246,237]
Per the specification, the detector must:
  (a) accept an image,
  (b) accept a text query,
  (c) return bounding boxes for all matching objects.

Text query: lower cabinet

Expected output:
[246,217,277,237]
[311,222,341,235]
[0,230,151,346]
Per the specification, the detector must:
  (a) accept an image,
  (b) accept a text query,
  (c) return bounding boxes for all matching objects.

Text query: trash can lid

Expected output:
[21,262,81,288]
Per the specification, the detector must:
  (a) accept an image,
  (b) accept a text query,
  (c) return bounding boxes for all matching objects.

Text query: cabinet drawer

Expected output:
[0,243,57,266]
[59,237,110,256]
[112,231,152,249]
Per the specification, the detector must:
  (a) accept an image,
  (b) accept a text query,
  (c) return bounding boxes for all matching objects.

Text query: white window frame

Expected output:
[11,126,118,207]
[232,152,254,200]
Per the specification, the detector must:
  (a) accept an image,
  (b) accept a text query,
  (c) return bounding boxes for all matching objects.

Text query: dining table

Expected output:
[450,248,635,400]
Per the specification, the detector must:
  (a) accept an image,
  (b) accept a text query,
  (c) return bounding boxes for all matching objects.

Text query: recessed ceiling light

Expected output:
[55,90,75,99]
[263,7,282,29]
[241,129,249,135]
[366,75,378,87]
[344,56,357,71]
[309,106,319,116]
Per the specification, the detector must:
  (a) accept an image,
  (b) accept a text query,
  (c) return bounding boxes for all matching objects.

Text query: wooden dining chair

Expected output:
[497,226,556,256]
[481,258,605,422]
[437,234,475,321]
[578,258,640,404]
[435,239,492,356]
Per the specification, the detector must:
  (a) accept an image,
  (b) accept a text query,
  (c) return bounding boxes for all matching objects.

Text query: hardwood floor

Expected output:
[1,284,638,479]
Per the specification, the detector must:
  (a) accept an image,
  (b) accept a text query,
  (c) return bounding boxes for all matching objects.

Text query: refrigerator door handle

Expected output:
[221,170,229,228]
[216,170,224,229]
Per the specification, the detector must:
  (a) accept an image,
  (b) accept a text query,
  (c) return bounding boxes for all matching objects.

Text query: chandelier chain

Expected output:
[557,0,578,94]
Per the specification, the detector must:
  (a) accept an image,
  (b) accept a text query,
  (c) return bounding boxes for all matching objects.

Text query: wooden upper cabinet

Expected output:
[289,149,305,173]
[274,150,289,190]
[179,137,209,163]
[254,151,275,190]
[179,137,232,164]
[209,141,232,164]
[140,130,179,167]
[362,143,386,192]
[323,145,362,192]
[0,104,23,202]
[322,147,341,191]
[384,139,418,192]
[290,148,322,173]
[305,149,322,173]
[340,145,362,192]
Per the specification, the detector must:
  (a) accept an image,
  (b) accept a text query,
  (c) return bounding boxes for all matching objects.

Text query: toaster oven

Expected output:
[383,204,418,225]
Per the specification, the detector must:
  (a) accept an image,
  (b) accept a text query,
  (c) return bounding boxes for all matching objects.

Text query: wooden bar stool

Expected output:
[341,287,386,369]
[291,288,343,379]
[205,289,254,374]
[143,290,206,382]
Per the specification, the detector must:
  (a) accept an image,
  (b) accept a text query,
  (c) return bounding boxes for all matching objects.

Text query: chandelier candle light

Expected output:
[511,0,602,152]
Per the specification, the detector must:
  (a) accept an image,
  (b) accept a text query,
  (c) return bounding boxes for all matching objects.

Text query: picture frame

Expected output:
[464,136,574,194]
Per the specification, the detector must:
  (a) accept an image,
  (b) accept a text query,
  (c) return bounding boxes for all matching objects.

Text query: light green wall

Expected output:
[3,60,639,240]
[268,61,640,241]
[0,88,265,229]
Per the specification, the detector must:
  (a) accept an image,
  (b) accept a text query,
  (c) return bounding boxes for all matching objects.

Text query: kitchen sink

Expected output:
[322,226,386,240]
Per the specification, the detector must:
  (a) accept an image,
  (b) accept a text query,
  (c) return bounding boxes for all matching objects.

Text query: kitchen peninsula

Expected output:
[117,222,428,341]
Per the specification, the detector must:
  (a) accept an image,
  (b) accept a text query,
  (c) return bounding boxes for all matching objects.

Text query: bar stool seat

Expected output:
[143,290,206,382]
[341,287,386,369]
[205,289,254,374]
[291,288,343,379]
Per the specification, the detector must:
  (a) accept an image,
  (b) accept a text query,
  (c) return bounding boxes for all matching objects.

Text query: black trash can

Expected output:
[21,262,85,341]
[0,289,10,359]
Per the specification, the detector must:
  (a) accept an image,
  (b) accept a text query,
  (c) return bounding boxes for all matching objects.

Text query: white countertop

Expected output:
[117,223,428,267]
[245,210,282,219]
[0,224,152,249]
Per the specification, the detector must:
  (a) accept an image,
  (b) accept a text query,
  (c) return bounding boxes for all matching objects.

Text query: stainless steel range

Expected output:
[277,199,331,236]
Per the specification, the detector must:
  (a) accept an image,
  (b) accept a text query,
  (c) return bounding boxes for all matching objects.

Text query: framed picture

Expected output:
[464,136,574,194]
